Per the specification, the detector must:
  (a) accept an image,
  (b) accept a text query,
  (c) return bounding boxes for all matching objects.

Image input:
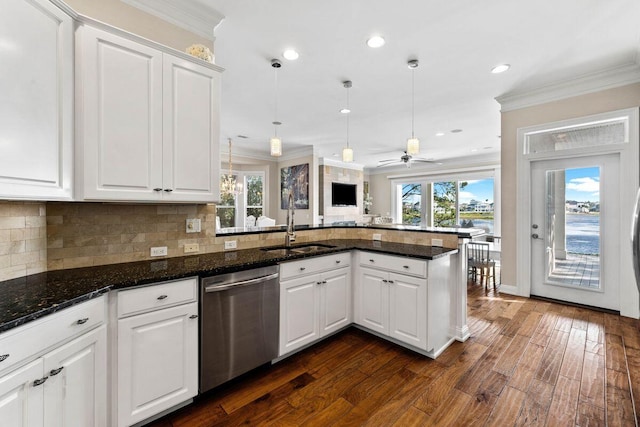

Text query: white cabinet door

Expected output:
[356,267,389,335]
[279,275,320,356]
[43,326,107,427]
[162,54,220,202]
[319,267,351,337]
[117,302,198,427]
[0,359,44,427]
[0,0,72,200]
[389,273,428,350]
[77,25,164,201]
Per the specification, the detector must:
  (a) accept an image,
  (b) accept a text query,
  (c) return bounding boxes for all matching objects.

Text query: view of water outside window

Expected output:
[564,167,599,255]
[458,179,494,233]
[401,184,422,225]
[245,175,264,219]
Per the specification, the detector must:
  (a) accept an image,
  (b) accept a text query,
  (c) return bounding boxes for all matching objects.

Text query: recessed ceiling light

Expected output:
[435,132,445,137]
[451,129,463,133]
[283,49,299,60]
[366,35,385,48]
[340,108,351,114]
[491,64,510,74]
[471,148,479,152]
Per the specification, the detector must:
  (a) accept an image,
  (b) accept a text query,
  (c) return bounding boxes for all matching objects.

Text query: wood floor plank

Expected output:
[300,397,353,426]
[472,316,510,347]
[606,368,636,426]
[625,346,640,423]
[586,312,605,344]
[546,375,580,427]
[390,406,431,427]
[455,388,500,426]
[413,342,487,415]
[501,310,530,338]
[426,388,473,426]
[485,386,527,427]
[514,399,548,427]
[535,329,570,384]
[517,311,543,337]
[604,312,623,336]
[455,333,511,394]
[493,333,530,376]
[579,351,605,409]
[576,401,606,427]
[527,378,555,409]
[606,332,627,372]
[559,327,587,381]
[535,312,559,337]
[508,343,545,391]
[621,322,640,350]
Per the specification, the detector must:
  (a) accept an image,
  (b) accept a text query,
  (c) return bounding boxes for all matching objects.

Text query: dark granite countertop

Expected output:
[216,223,486,239]
[0,239,457,333]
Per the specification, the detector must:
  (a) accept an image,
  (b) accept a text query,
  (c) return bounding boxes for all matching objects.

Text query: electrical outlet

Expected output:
[224,240,237,250]
[372,233,382,241]
[150,246,168,257]
[186,218,201,233]
[431,238,443,247]
[184,243,199,253]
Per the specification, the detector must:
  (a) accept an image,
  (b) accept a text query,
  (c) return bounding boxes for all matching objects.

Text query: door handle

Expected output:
[531,233,542,240]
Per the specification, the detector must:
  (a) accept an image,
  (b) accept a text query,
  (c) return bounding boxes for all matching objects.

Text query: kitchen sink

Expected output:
[261,243,336,255]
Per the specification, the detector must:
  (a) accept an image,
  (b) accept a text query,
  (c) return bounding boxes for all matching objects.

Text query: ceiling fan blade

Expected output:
[378,158,398,163]
[376,161,400,167]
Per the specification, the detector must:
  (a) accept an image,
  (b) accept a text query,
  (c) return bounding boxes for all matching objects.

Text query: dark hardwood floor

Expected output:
[148,282,640,426]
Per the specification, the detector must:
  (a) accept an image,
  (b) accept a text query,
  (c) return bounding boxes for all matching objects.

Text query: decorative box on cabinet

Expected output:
[0,296,107,427]
[75,23,222,203]
[279,253,351,357]
[113,277,198,427]
[0,0,73,200]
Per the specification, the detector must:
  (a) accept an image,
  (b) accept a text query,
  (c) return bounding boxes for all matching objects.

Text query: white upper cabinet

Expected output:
[75,24,221,202]
[0,0,73,200]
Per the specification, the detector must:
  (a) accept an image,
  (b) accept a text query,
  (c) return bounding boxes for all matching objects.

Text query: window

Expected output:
[391,170,498,234]
[245,173,264,219]
[218,171,266,229]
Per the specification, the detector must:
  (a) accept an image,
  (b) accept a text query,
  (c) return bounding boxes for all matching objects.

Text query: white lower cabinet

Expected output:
[114,278,198,427]
[279,254,351,356]
[357,266,427,350]
[0,297,107,427]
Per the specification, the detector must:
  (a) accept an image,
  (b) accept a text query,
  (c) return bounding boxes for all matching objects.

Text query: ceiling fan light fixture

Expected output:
[406,137,419,155]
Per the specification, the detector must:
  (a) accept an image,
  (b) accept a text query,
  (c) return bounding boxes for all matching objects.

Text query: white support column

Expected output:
[452,237,470,342]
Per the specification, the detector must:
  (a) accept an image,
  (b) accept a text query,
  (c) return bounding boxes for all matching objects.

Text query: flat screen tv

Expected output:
[331,182,357,206]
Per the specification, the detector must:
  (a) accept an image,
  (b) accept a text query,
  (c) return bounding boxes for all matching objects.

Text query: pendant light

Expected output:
[220,138,243,196]
[270,59,283,157]
[342,80,353,162]
[406,59,420,155]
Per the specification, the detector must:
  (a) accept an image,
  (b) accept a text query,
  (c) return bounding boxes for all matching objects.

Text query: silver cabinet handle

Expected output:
[33,377,48,387]
[157,295,168,300]
[153,188,163,192]
[369,259,375,262]
[388,280,394,284]
[300,267,306,271]
[189,314,198,319]
[382,279,388,283]
[336,260,341,264]
[205,272,279,293]
[76,318,89,325]
[317,281,322,285]
[322,280,327,284]
[0,354,9,362]
[49,367,64,376]
[403,265,409,269]
[163,188,173,192]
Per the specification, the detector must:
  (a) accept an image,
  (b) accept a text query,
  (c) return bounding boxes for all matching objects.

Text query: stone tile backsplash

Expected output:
[0,200,459,279]
[0,202,47,281]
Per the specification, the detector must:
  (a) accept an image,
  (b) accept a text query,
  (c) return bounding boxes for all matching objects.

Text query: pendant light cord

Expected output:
[411,67,415,139]
[274,67,279,137]
[346,85,350,148]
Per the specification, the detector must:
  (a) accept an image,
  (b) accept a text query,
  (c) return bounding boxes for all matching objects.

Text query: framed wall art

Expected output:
[281,163,309,209]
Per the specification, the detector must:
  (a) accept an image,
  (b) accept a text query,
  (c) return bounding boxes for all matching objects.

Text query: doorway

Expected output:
[530,155,619,310]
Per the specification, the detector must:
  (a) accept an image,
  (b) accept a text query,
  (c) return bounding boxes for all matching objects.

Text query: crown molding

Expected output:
[120,0,224,40]
[496,62,640,112]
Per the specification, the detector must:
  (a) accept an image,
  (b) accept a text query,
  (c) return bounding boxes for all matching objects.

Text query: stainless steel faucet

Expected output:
[285,192,296,247]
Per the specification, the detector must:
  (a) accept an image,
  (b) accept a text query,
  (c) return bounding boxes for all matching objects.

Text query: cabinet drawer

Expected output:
[117,277,197,318]
[280,252,351,280]
[0,296,106,374]
[360,252,427,278]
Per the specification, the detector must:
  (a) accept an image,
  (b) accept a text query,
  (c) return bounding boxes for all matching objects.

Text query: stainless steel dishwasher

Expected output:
[199,265,279,393]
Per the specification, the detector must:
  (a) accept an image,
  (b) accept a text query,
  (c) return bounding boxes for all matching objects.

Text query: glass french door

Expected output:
[530,154,620,310]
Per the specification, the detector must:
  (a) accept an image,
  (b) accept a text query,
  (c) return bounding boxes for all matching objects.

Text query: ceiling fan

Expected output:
[377,151,441,168]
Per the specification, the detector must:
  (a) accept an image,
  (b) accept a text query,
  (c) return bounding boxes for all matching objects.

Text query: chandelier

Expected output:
[220,138,243,196]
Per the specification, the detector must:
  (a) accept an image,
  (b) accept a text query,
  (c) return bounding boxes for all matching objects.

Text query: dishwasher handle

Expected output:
[205,272,279,293]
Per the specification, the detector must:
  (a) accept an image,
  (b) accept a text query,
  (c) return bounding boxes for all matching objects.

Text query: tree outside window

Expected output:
[245,174,264,219]
[402,184,422,225]
[217,181,237,228]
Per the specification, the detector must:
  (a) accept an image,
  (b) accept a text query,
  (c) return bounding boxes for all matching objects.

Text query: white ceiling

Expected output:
[193,0,640,170]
